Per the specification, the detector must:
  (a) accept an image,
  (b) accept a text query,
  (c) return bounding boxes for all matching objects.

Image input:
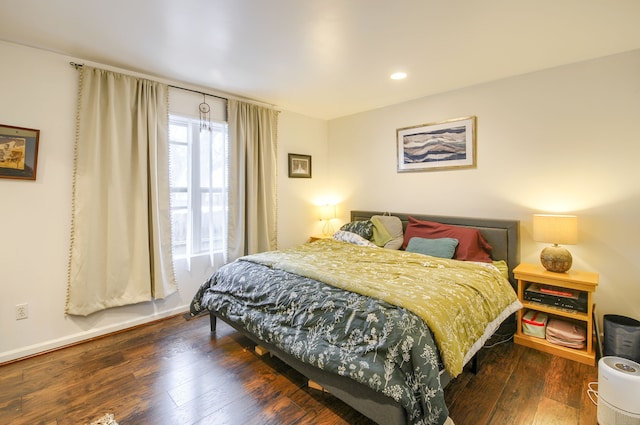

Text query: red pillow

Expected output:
[402,216,493,263]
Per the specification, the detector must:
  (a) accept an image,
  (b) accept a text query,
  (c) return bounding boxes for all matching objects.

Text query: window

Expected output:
[169,115,228,260]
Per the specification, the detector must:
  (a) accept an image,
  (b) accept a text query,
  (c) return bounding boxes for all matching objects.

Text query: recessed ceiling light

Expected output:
[390,72,407,80]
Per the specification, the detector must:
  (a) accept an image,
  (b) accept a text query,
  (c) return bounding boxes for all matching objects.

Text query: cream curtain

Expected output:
[66,66,177,316]
[226,100,278,261]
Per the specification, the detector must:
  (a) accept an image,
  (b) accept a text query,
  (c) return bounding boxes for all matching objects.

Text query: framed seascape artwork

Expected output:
[288,153,312,178]
[396,116,476,172]
[0,124,40,180]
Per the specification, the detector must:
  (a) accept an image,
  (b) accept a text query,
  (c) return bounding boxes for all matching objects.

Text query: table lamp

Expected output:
[533,214,578,273]
[319,204,336,236]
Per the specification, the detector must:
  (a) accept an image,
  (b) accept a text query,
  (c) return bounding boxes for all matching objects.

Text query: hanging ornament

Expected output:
[199,94,211,131]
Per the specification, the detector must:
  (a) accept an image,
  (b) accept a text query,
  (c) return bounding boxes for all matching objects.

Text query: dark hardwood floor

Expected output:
[0,313,599,425]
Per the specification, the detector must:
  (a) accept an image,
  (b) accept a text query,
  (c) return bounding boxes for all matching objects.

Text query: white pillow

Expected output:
[333,230,378,247]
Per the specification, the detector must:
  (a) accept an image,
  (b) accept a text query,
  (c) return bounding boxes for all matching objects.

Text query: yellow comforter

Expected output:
[243,238,521,376]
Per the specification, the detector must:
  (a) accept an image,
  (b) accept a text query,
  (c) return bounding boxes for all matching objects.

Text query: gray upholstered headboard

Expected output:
[350,211,520,289]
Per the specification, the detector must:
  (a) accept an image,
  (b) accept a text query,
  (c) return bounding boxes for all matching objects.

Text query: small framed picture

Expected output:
[397,116,476,172]
[288,153,312,178]
[0,124,40,180]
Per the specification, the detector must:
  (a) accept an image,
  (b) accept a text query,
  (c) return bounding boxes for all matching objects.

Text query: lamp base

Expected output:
[322,220,335,237]
[540,245,573,273]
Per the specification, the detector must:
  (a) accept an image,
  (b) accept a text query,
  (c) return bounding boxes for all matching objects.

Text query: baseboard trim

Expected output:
[0,306,189,366]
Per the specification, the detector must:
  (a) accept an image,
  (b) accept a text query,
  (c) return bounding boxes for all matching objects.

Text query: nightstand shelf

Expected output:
[513,263,599,366]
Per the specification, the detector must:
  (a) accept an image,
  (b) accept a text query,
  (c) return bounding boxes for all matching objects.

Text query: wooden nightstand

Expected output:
[309,235,331,242]
[513,263,599,366]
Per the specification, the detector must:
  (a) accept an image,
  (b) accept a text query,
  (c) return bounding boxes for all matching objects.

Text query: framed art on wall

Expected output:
[288,153,312,178]
[0,124,40,180]
[397,116,476,172]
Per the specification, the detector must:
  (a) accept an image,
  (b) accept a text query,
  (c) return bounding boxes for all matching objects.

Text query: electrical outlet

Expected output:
[15,303,28,320]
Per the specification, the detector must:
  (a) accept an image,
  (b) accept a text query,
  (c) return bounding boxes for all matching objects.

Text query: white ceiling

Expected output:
[1,0,640,120]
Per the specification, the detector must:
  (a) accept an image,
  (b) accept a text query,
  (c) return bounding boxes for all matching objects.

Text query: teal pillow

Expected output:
[405,237,459,259]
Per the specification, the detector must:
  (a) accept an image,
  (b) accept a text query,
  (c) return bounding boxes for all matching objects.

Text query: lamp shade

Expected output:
[533,214,578,245]
[319,204,337,236]
[319,204,336,221]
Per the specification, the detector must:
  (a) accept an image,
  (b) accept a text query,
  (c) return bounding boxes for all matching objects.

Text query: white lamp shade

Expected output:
[319,204,336,221]
[533,214,578,245]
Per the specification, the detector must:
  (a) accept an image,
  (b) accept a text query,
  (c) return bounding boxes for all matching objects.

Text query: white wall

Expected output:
[277,111,330,248]
[328,49,640,325]
[0,41,329,363]
[0,41,199,362]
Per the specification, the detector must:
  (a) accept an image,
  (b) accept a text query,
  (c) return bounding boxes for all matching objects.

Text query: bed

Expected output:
[190,211,521,425]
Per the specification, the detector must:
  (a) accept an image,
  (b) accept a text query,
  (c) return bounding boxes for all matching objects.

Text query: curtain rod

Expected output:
[69,61,228,102]
[168,84,227,102]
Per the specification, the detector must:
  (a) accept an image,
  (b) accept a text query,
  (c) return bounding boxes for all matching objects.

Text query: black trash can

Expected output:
[603,314,640,363]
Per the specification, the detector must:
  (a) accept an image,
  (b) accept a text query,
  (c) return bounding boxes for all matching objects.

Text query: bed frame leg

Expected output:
[471,354,479,374]
[209,313,217,333]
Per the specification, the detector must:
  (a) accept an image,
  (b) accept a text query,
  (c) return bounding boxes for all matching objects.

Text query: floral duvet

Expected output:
[190,239,521,425]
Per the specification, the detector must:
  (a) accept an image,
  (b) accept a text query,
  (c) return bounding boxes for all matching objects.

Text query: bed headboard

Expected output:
[350,211,520,289]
